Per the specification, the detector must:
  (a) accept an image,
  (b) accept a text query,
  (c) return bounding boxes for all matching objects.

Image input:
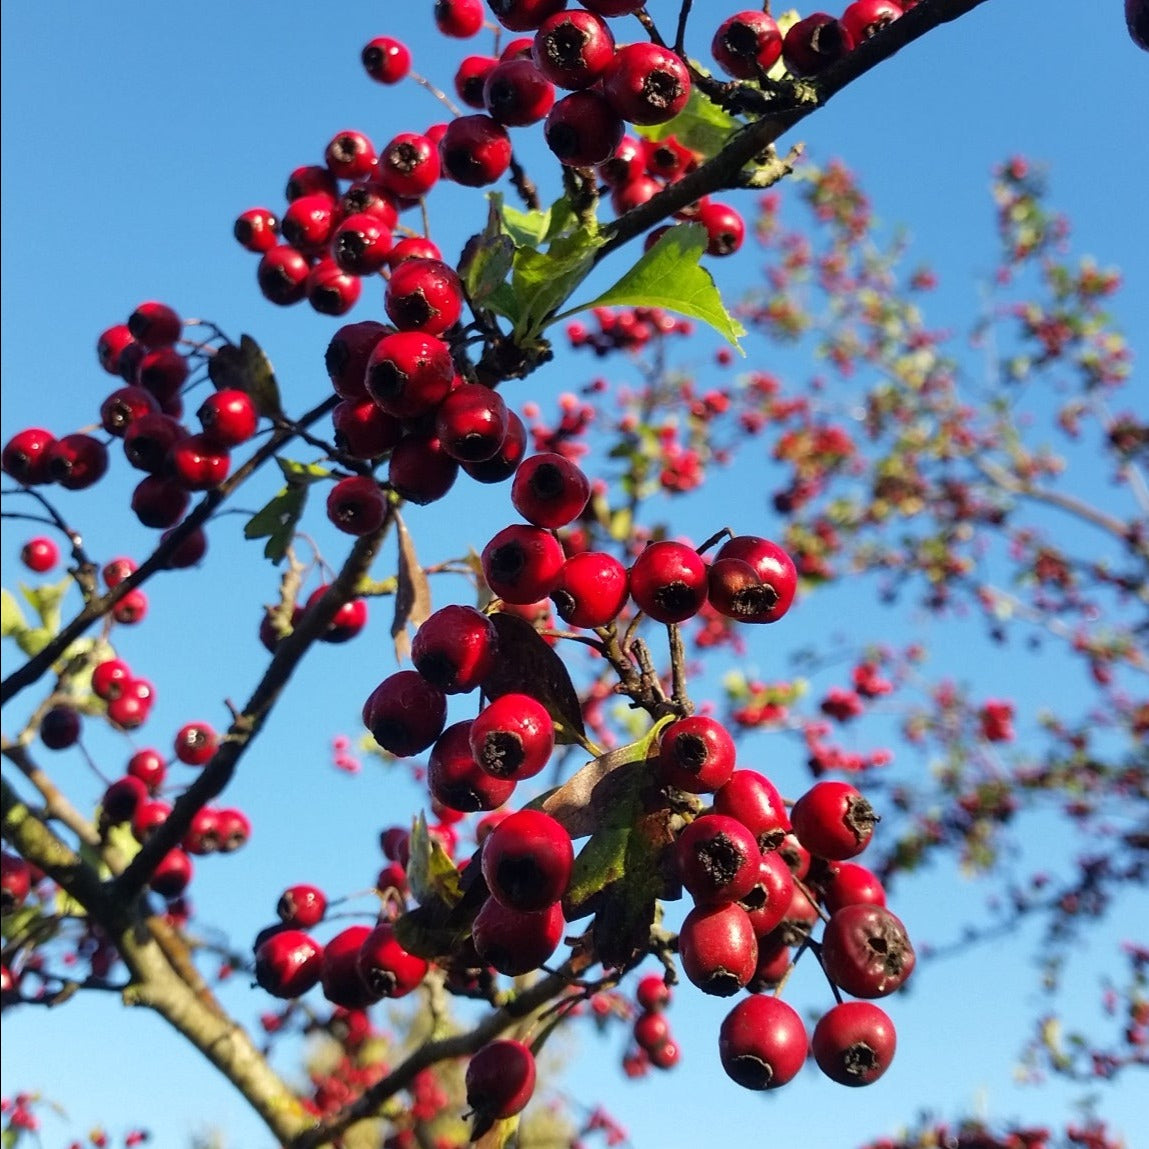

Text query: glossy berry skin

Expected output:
[378,132,441,199]
[20,537,59,573]
[482,524,566,604]
[365,330,454,419]
[101,386,159,437]
[488,0,566,32]
[387,433,459,505]
[601,43,691,127]
[131,474,190,528]
[411,605,499,694]
[136,346,189,402]
[122,413,185,474]
[215,806,252,853]
[174,722,217,767]
[168,433,230,491]
[550,550,629,629]
[362,36,412,84]
[713,769,790,852]
[97,323,137,374]
[466,1040,537,1120]
[320,924,380,1009]
[840,0,903,44]
[326,475,387,537]
[657,715,736,793]
[428,720,516,813]
[46,434,109,490]
[511,452,591,528]
[257,245,311,306]
[281,193,340,252]
[101,775,149,826]
[92,659,133,701]
[435,383,509,462]
[628,540,708,624]
[435,0,485,37]
[40,706,82,750]
[438,114,513,188]
[533,9,615,89]
[481,809,573,912]
[277,884,327,929]
[738,850,795,938]
[2,427,57,485]
[821,861,887,914]
[820,904,916,998]
[711,11,783,79]
[324,129,377,181]
[484,58,555,126]
[286,165,339,200]
[678,902,757,996]
[455,55,498,108]
[388,236,443,267]
[470,693,555,781]
[782,13,856,77]
[544,90,623,167]
[307,258,363,316]
[255,929,323,998]
[635,973,671,1012]
[812,1001,896,1086]
[718,994,808,1090]
[676,814,762,906]
[710,535,797,623]
[471,896,564,976]
[127,748,166,793]
[697,201,745,257]
[128,301,182,349]
[633,1009,670,1054]
[790,780,877,861]
[325,320,390,401]
[149,848,193,899]
[197,389,258,449]
[0,853,32,910]
[356,921,428,998]
[234,206,279,252]
[462,409,527,484]
[111,587,150,624]
[385,259,464,336]
[332,211,393,276]
[332,398,402,460]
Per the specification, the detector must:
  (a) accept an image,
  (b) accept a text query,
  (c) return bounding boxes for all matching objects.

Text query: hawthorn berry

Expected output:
[92,659,133,701]
[811,1001,897,1086]
[782,13,856,77]
[511,452,591,528]
[257,245,312,306]
[365,330,455,418]
[0,853,32,910]
[581,0,644,13]
[149,848,193,899]
[324,129,377,181]
[303,586,368,643]
[255,929,324,999]
[790,780,878,860]
[679,902,758,996]
[488,0,566,32]
[697,201,746,257]
[20,537,59,573]
[462,409,528,483]
[821,862,887,913]
[159,525,207,571]
[544,90,624,167]
[387,433,460,505]
[435,383,510,463]
[46,433,109,490]
[101,776,149,827]
[126,748,166,793]
[601,43,691,127]
[183,806,223,855]
[128,301,182,349]
[738,850,796,938]
[197,389,258,449]
[628,539,708,624]
[820,904,916,998]
[635,973,671,1012]
[710,534,797,623]
[465,1040,536,1121]
[168,433,230,491]
[469,692,555,780]
[40,706,82,750]
[332,398,403,459]
[281,193,340,252]
[306,258,363,316]
[482,523,566,603]
[455,55,498,109]
[285,163,339,202]
[435,0,485,38]
[174,722,218,767]
[481,808,574,912]
[131,475,190,528]
[550,550,629,629]
[97,323,138,374]
[326,475,388,536]
[100,386,160,439]
[713,769,791,852]
[840,0,904,44]
[711,10,784,78]
[438,114,513,188]
[275,885,327,930]
[356,921,429,998]
[718,994,808,1090]
[385,259,464,335]
[325,320,390,400]
[633,1010,671,1054]
[123,412,187,474]
[411,604,499,694]
[533,9,615,89]
[234,206,279,252]
[657,715,737,793]
[471,895,565,976]
[428,720,516,813]
[362,36,412,84]
[332,211,394,276]
[676,814,762,906]
[484,58,555,126]
[320,924,381,1009]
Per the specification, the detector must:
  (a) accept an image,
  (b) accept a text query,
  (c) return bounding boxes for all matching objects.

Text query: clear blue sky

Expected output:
[2,4,1146,1148]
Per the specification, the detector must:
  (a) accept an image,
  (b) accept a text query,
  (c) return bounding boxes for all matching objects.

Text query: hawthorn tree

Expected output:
[1,3,1145,1148]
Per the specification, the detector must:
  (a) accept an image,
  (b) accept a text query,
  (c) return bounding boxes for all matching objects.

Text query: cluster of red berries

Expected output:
[624,973,681,1073]
[566,305,696,357]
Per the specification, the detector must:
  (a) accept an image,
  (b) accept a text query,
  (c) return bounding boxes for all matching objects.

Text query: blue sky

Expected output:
[2,4,1147,1147]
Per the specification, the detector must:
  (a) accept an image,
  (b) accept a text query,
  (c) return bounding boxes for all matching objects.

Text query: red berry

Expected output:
[465,1040,536,1120]
[332,211,394,276]
[435,383,510,463]
[1,852,32,910]
[840,0,903,44]
[461,409,527,483]
[697,201,745,256]
[581,0,643,13]
[126,748,166,793]
[3,428,57,485]
[277,884,327,929]
[363,671,449,759]
[377,132,441,199]
[469,693,555,781]
[635,973,671,1012]
[131,475,190,528]
[356,920,429,998]
[428,720,516,813]
[657,715,736,793]
[488,0,566,33]
[326,475,388,537]
[325,320,391,401]
[481,809,573,912]
[168,433,230,491]
[101,776,149,826]
[216,807,251,853]
[471,896,564,976]
[123,413,187,474]
[362,36,412,84]
[303,585,368,644]
[601,43,691,126]
[628,540,708,624]
[821,861,887,914]
[438,114,513,188]
[782,13,856,77]
[482,523,566,604]
[718,994,808,1089]
[435,0,485,38]
[234,206,279,253]
[365,330,455,419]
[92,659,133,701]
[711,11,783,78]
[713,769,790,852]
[533,9,615,89]
[46,433,109,491]
[20,537,59,573]
[307,258,363,317]
[149,848,193,899]
[790,780,878,860]
[455,55,498,109]
[812,1000,896,1086]
[387,433,460,506]
[174,721,217,767]
[332,397,403,459]
[198,389,258,449]
[544,90,623,167]
[676,814,762,906]
[324,129,377,181]
[257,245,311,306]
[128,301,182,349]
[385,259,465,336]
[710,535,797,623]
[320,925,380,1009]
[511,451,591,528]
[97,324,137,375]
[281,193,340,252]
[285,163,339,202]
[411,604,499,694]
[484,58,555,126]
[255,929,323,998]
[738,850,795,938]
[549,550,629,629]
[40,705,82,750]
[820,904,916,998]
[678,902,758,995]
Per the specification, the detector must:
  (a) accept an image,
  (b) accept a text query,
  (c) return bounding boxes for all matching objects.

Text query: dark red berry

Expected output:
[365,330,455,418]
[168,433,230,491]
[46,434,109,490]
[128,301,182,349]
[198,389,258,449]
[455,55,498,109]
[550,550,629,629]
[326,475,387,536]
[412,605,499,694]
[840,0,903,44]
[533,9,615,89]
[377,132,441,199]
[471,896,564,976]
[363,670,448,757]
[481,523,566,603]
[97,324,137,375]
[676,814,762,906]
[511,452,591,528]
[544,89,623,167]
[465,1040,536,1120]
[332,211,393,276]
[285,164,339,202]
[782,13,856,77]
[435,383,509,463]
[428,720,516,813]
[481,809,573,912]
[812,1000,896,1086]
[469,693,555,780]
[821,861,887,914]
[324,129,377,181]
[320,925,380,1009]
[713,769,791,852]
[307,258,362,317]
[385,259,465,335]
[255,929,323,998]
[601,42,691,126]
[628,540,708,624]
[710,535,797,623]
[435,0,485,38]
[174,721,217,767]
[101,776,149,827]
[388,433,460,506]
[635,973,672,1012]
[326,320,391,401]
[711,10,783,79]
[657,715,737,793]
[234,206,279,253]
[101,385,160,437]
[484,58,555,126]
[488,0,566,33]
[131,474,190,528]
[678,902,758,996]
[149,848,193,899]
[461,409,527,483]
[257,245,311,306]
[126,748,166,793]
[438,115,513,188]
[718,994,808,1089]
[2,428,57,485]
[820,904,916,998]
[790,780,878,860]
[41,705,82,750]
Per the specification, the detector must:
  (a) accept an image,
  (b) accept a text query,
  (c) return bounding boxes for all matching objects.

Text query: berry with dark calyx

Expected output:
[215,807,252,853]
[127,748,166,793]
[635,973,672,1012]
[128,301,182,349]
[718,995,808,1090]
[550,550,629,629]
[462,409,527,483]
[362,36,412,84]
[601,43,691,127]
[20,536,59,573]
[136,345,189,402]
[820,904,916,998]
[387,432,459,505]
[326,320,391,401]
[281,193,340,252]
[365,330,455,418]
[455,55,498,109]
[123,412,186,474]
[97,323,137,374]
[46,434,109,491]
[438,114,513,188]
[198,389,258,449]
[533,9,615,89]
[711,10,783,79]
[782,13,856,77]
[41,706,81,750]
[471,896,565,976]
[377,131,441,199]
[812,1001,896,1086]
[340,178,399,226]
[174,721,217,767]
[711,534,797,623]
[321,924,381,1009]
[610,173,661,216]
[737,850,795,938]
[101,775,149,827]
[234,206,279,252]
[149,848,193,899]
[255,929,323,998]
[131,474,190,528]
[481,523,566,604]
[332,211,393,276]
[428,720,516,813]
[332,398,402,460]
[303,585,368,644]
[657,715,737,793]
[324,129,377,181]
[411,605,499,694]
[676,814,762,906]
[3,427,57,485]
[840,0,903,44]
[387,235,443,267]
[821,861,887,914]
[544,90,624,167]
[435,383,510,462]
[511,451,591,528]
[713,769,790,853]
[466,1040,536,1123]
[484,58,555,126]
[790,780,878,860]
[470,693,555,781]
[435,0,485,37]
[257,245,311,306]
[697,201,745,257]
[106,686,152,731]
[488,0,566,32]
[101,385,160,437]
[285,163,338,202]
[168,433,230,491]
[306,258,362,317]
[481,809,573,912]
[597,134,645,188]
[356,920,428,998]
[642,135,696,181]
[277,884,327,930]
[363,670,448,758]
[633,1009,670,1054]
[385,258,465,335]
[111,587,150,624]
[182,806,222,855]
[326,475,387,537]
[628,539,708,624]
[777,832,811,880]
[102,556,137,587]
[678,902,757,996]
[92,658,133,701]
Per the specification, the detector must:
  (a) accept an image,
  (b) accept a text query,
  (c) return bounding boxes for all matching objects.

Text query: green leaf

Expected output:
[512,226,604,343]
[497,192,576,249]
[208,334,283,419]
[16,626,53,657]
[575,223,745,349]
[460,199,517,311]
[635,81,741,160]
[244,484,308,564]
[20,575,73,633]
[276,457,332,484]
[406,812,463,908]
[1,587,28,637]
